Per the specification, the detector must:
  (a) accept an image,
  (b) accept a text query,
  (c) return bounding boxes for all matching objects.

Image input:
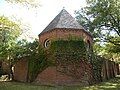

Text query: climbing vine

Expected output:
[49,39,88,62]
[90,53,104,82]
[47,38,90,78]
[22,38,118,83]
[27,41,48,82]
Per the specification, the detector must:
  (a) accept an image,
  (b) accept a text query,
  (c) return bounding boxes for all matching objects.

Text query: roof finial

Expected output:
[63,6,65,9]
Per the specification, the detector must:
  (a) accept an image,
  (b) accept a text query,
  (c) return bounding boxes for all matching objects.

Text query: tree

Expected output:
[14,39,39,59]
[5,0,40,8]
[0,16,22,78]
[0,16,21,59]
[75,0,120,61]
[75,0,120,45]
[14,39,47,82]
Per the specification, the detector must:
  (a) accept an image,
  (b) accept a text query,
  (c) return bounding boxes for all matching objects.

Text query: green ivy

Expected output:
[49,39,88,63]
[46,39,90,78]
[90,53,104,82]
[28,45,47,82]
[26,38,117,83]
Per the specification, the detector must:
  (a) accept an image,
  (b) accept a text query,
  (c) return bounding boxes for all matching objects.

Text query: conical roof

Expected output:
[40,9,91,36]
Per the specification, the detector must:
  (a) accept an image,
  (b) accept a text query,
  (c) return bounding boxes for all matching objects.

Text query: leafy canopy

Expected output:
[76,0,120,42]
[75,0,120,60]
[0,16,21,60]
[5,0,40,8]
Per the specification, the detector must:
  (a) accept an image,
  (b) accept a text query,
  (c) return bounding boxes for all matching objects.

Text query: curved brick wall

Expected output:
[39,28,93,47]
[35,60,94,85]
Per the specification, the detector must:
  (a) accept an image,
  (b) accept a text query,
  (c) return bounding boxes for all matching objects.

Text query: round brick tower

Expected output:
[39,9,93,48]
[35,9,94,85]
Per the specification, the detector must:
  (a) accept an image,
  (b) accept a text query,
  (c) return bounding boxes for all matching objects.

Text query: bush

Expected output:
[27,41,48,82]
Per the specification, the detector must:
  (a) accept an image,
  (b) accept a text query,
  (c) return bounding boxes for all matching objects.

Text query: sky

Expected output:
[0,0,87,38]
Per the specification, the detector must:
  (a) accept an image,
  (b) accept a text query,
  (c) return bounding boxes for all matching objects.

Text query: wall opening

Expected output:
[44,39,51,48]
[87,40,91,49]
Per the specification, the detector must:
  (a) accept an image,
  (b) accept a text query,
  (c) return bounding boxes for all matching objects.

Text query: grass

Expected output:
[0,76,120,90]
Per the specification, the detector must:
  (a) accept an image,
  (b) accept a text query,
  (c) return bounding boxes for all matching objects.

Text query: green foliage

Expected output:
[26,40,47,82]
[47,39,90,78]
[6,0,40,8]
[48,39,88,64]
[0,16,22,79]
[13,39,29,59]
[105,44,120,54]
[93,37,120,62]
[0,16,21,41]
[90,53,104,82]
[4,39,48,82]
[76,0,120,48]
[76,0,120,61]
[102,42,120,63]
[76,0,120,38]
[93,43,104,55]
[0,16,21,60]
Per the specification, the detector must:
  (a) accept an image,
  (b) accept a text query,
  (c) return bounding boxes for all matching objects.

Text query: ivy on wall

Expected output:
[47,38,91,79]
[25,38,118,83]
[47,38,116,83]
[49,39,88,62]
[90,53,104,82]
[27,44,48,82]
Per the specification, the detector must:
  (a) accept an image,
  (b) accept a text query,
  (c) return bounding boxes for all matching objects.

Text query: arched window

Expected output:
[44,39,51,48]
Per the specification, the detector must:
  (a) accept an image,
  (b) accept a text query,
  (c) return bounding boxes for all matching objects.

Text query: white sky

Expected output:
[0,0,87,38]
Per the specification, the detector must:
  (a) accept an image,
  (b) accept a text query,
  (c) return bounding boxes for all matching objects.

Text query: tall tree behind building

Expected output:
[75,0,120,60]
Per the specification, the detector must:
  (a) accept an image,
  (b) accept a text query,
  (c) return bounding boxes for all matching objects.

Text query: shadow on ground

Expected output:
[0,75,120,90]
[81,75,120,90]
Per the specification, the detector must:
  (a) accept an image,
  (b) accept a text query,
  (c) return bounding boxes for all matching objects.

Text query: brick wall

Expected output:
[13,58,28,82]
[101,60,119,81]
[39,28,93,47]
[36,28,94,85]
[35,60,94,85]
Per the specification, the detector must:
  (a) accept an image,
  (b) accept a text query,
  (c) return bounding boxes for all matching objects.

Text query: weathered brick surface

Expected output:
[39,28,93,47]
[13,27,120,85]
[35,67,74,85]
[37,28,94,85]
[35,60,94,85]
[13,58,28,82]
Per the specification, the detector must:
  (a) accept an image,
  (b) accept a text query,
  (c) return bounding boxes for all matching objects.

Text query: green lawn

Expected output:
[0,76,120,90]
